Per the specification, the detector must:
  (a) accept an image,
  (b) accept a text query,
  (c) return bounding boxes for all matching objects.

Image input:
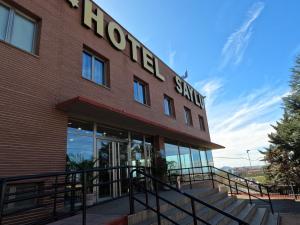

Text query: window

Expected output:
[82,51,107,86]
[134,78,149,105]
[163,95,175,117]
[184,107,193,126]
[0,3,37,53]
[199,115,206,131]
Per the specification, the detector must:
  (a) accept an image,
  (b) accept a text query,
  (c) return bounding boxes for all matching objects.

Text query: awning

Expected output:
[56,96,224,150]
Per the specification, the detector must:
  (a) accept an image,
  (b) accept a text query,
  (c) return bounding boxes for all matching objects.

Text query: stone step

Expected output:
[249,208,268,225]
[227,204,257,225]
[263,213,279,225]
[132,190,229,225]
[128,188,219,225]
[208,200,247,225]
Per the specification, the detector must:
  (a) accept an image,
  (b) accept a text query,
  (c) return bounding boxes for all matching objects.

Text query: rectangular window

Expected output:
[0,3,37,53]
[82,51,107,86]
[163,95,175,117]
[199,115,206,131]
[184,107,193,126]
[133,78,149,105]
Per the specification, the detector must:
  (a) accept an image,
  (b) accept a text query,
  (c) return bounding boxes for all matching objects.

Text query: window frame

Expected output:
[133,77,150,106]
[0,1,38,54]
[199,115,206,131]
[163,94,175,118]
[184,106,193,126]
[82,50,108,87]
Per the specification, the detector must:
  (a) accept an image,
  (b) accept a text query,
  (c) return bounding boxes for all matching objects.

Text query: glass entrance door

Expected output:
[95,139,128,202]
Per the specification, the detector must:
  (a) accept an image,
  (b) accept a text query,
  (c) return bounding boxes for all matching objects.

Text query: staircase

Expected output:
[128,170,280,225]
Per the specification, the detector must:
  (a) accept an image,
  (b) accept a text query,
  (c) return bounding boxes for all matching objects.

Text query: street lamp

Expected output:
[246,150,252,169]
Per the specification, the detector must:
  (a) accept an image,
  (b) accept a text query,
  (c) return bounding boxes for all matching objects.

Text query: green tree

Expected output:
[263,56,300,185]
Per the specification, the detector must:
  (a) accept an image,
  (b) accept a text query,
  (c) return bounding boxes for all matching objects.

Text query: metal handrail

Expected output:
[0,166,145,225]
[129,168,249,225]
[167,165,274,214]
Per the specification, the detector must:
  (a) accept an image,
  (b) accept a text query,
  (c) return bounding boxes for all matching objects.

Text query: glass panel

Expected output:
[133,80,139,102]
[66,120,94,169]
[165,143,180,179]
[0,4,9,40]
[179,146,192,174]
[97,139,112,199]
[191,148,202,174]
[11,13,35,53]
[82,52,92,80]
[96,125,128,140]
[94,58,104,85]
[164,97,170,116]
[138,82,146,104]
[200,151,208,173]
[130,134,145,167]
[206,150,214,166]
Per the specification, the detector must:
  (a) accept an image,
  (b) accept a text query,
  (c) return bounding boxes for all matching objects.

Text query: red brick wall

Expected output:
[0,0,211,176]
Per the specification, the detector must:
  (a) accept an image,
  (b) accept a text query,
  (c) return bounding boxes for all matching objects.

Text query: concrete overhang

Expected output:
[56,96,225,150]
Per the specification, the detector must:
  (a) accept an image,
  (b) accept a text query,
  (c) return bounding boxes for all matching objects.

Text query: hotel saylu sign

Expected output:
[67,0,205,109]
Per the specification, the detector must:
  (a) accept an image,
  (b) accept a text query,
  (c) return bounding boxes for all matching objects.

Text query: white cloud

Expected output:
[194,78,224,109]
[220,2,265,69]
[195,79,288,168]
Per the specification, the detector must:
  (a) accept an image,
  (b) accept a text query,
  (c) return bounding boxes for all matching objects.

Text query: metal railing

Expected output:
[0,166,139,225]
[167,166,274,214]
[129,168,248,225]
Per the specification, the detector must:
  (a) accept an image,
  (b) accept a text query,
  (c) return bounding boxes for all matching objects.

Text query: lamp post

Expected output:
[246,150,252,169]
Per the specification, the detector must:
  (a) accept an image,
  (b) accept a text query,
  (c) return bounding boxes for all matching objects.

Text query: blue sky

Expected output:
[95,0,300,167]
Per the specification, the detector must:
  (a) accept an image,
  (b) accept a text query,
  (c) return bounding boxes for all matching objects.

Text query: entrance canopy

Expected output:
[56,96,224,150]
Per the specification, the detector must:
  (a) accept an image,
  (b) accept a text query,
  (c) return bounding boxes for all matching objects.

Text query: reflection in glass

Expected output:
[67,120,94,166]
[206,150,214,166]
[0,4,9,40]
[11,13,35,53]
[200,151,208,173]
[94,58,104,85]
[191,149,202,174]
[82,52,92,80]
[165,143,180,173]
[179,146,192,174]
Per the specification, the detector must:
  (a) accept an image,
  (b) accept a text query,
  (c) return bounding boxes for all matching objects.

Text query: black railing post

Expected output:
[153,179,161,225]
[0,179,7,225]
[71,173,75,213]
[245,180,252,204]
[191,198,197,225]
[210,167,215,188]
[53,175,58,219]
[228,173,233,196]
[267,186,274,214]
[188,168,192,189]
[144,177,149,208]
[235,182,239,195]
[129,171,135,214]
[259,184,263,197]
[82,171,87,225]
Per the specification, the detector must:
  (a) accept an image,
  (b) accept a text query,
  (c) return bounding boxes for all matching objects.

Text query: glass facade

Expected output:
[67,119,153,168]
[164,142,213,175]
[67,120,94,165]
[165,143,181,171]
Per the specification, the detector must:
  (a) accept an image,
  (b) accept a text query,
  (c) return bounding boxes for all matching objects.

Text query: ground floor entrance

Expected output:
[66,118,154,201]
[96,138,128,201]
